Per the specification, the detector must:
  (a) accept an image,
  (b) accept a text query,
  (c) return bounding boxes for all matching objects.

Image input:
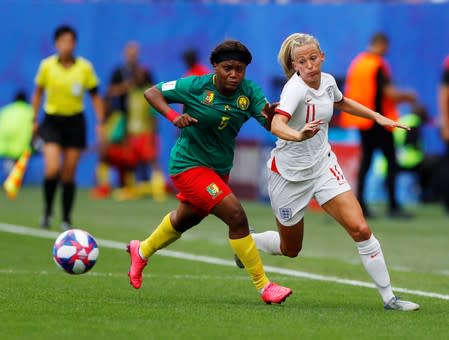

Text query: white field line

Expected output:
[0,269,250,281]
[1,222,448,301]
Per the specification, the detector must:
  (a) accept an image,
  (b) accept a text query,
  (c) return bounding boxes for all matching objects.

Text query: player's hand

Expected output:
[173,113,198,128]
[375,114,410,130]
[298,119,323,141]
[261,102,279,122]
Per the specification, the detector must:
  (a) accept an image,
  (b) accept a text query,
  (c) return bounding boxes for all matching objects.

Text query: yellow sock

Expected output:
[229,235,269,291]
[97,162,109,186]
[140,213,182,258]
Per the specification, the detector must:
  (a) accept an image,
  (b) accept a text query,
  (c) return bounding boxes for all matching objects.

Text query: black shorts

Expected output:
[39,113,86,149]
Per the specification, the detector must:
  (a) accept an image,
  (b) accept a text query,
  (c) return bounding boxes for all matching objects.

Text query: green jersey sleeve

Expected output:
[155,76,197,104]
[247,80,268,127]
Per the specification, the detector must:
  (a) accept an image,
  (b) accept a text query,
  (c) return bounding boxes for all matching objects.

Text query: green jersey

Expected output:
[156,74,268,175]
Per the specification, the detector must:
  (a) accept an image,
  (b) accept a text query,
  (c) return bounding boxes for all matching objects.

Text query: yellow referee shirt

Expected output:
[34,55,99,115]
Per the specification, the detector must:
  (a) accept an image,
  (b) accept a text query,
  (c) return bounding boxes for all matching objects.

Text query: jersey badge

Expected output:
[206,182,223,198]
[326,86,334,100]
[236,95,250,110]
[202,91,215,105]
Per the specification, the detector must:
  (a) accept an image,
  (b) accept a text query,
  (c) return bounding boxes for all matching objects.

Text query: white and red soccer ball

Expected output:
[52,229,99,274]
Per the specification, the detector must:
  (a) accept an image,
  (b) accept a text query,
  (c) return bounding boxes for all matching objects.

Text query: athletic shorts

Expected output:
[268,151,351,226]
[128,132,157,162]
[39,113,86,149]
[170,166,232,217]
[105,132,157,168]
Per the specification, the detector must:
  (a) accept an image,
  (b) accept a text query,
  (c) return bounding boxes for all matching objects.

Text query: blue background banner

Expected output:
[1,1,448,189]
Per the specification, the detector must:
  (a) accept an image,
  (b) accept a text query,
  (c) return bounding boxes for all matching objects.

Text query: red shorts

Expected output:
[170,166,232,217]
[128,132,157,162]
[105,132,157,168]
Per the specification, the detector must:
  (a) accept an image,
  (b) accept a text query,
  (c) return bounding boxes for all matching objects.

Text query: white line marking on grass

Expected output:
[0,269,250,281]
[1,222,449,301]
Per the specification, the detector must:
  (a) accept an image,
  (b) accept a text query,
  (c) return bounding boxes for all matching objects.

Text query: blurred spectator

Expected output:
[0,91,33,160]
[340,33,416,218]
[91,41,166,202]
[182,48,210,76]
[438,55,449,214]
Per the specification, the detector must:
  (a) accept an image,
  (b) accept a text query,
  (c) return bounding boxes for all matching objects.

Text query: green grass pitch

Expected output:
[1,187,448,339]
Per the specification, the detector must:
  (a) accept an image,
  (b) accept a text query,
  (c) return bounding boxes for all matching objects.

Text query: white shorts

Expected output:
[268,151,351,227]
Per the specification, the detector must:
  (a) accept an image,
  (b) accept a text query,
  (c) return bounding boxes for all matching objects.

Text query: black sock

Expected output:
[43,177,59,217]
[62,182,76,223]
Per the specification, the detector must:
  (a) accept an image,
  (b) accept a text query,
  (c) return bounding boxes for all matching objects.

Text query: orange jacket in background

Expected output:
[340,52,399,130]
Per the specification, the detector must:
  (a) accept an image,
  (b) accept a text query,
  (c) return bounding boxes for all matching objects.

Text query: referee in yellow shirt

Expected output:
[32,25,104,230]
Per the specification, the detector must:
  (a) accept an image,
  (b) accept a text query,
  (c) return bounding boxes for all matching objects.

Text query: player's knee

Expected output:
[350,221,371,241]
[45,169,60,179]
[226,206,248,231]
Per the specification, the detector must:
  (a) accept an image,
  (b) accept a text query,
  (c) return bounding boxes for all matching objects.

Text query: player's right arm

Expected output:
[271,79,321,142]
[144,85,197,128]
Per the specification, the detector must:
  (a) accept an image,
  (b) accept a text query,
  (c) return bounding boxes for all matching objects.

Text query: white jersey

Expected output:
[268,72,343,181]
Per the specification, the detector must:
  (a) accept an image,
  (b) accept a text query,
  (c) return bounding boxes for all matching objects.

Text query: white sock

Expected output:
[253,231,282,255]
[357,234,394,303]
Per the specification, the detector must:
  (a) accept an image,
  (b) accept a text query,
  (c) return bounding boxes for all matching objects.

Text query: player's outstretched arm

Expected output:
[335,97,410,130]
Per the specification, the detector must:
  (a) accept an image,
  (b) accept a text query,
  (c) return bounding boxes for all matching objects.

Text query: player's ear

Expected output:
[321,52,325,63]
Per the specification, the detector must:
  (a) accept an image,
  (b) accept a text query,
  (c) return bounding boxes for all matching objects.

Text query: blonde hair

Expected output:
[277,33,322,79]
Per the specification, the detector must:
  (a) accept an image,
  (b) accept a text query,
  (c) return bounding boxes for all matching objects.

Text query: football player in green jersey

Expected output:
[127,40,292,304]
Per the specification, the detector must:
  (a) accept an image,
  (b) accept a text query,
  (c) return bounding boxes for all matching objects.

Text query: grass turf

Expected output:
[1,187,448,339]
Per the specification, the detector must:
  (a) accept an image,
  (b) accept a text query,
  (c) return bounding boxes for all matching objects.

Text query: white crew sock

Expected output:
[357,234,394,303]
[252,231,282,255]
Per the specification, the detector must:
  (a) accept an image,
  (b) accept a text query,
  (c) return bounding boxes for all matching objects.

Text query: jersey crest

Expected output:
[202,91,215,105]
[325,86,334,100]
[236,95,250,110]
[206,182,222,198]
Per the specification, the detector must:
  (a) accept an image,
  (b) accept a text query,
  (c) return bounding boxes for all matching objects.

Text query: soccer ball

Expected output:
[52,229,99,274]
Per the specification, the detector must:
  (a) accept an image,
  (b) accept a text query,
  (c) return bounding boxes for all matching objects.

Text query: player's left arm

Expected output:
[249,83,276,131]
[259,101,279,131]
[335,97,410,130]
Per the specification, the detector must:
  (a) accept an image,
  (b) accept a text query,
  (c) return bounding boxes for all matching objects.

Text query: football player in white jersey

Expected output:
[237,33,419,311]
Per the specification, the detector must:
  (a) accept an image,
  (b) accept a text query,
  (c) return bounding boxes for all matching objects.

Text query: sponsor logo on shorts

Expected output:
[206,183,222,198]
[279,207,292,220]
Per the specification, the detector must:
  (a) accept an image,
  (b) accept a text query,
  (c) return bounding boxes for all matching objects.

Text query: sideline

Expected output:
[1,222,448,301]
